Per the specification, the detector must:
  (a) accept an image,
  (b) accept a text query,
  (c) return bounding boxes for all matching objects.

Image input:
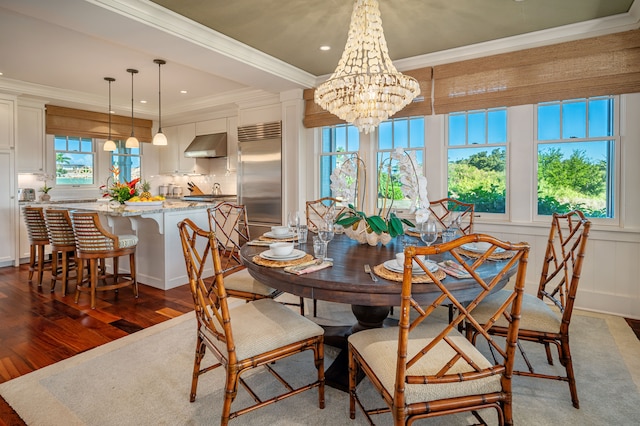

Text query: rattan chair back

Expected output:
[177,218,325,424]
[348,234,530,425]
[428,197,475,234]
[44,209,79,294]
[306,197,347,232]
[207,202,250,272]
[71,211,119,253]
[23,206,51,286]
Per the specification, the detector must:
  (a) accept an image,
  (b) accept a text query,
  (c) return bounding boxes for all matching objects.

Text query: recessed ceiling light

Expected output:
[320,45,331,51]
[180,90,187,94]
[140,100,147,104]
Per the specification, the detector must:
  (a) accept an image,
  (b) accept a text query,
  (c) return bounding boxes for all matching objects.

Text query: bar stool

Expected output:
[71,211,138,309]
[45,209,80,295]
[23,206,51,287]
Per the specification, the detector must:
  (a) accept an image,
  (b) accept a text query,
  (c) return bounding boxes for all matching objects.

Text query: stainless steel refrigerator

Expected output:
[237,121,282,237]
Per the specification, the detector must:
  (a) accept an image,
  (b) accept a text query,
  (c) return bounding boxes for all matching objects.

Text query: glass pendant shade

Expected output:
[314,0,420,134]
[126,68,139,149]
[103,77,117,152]
[152,131,167,145]
[152,59,168,146]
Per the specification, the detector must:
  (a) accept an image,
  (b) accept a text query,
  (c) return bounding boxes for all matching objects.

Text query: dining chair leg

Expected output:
[37,244,45,286]
[90,258,98,309]
[50,250,59,293]
[130,252,138,298]
[28,245,36,282]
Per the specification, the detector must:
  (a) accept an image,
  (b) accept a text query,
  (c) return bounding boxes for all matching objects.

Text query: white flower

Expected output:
[329,156,358,205]
[392,148,429,215]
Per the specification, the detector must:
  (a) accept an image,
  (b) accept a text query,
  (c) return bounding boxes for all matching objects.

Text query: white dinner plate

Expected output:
[259,249,306,261]
[263,231,297,239]
[461,243,505,254]
[383,260,438,275]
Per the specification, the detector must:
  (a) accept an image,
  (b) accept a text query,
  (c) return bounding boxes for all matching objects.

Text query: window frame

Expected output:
[53,135,96,187]
[533,95,620,225]
[318,124,360,200]
[444,107,509,221]
[110,140,142,184]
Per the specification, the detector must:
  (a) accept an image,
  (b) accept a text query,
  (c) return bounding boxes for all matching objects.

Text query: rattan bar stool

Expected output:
[23,206,51,287]
[45,209,80,295]
[71,211,138,309]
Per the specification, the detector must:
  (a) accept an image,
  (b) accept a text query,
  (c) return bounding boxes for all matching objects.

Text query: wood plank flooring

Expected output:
[1,263,639,425]
[0,263,194,425]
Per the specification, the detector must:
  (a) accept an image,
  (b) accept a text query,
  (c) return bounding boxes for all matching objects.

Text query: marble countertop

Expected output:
[21,200,218,216]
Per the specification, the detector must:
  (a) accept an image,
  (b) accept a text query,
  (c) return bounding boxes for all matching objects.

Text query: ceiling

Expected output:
[0,0,638,123]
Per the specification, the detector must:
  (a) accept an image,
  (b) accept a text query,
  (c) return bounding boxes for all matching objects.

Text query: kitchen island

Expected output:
[52,200,215,290]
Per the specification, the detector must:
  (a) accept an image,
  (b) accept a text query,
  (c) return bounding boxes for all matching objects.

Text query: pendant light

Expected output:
[125,68,139,148]
[152,59,167,146]
[103,77,117,152]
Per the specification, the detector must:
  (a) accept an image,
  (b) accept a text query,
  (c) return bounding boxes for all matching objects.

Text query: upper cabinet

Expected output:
[0,96,15,150]
[159,123,209,175]
[16,101,46,173]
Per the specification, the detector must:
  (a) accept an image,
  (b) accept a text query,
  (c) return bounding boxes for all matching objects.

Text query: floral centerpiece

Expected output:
[331,149,430,245]
[101,167,139,204]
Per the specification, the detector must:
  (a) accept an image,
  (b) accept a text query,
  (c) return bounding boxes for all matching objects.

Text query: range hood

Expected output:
[184,133,228,158]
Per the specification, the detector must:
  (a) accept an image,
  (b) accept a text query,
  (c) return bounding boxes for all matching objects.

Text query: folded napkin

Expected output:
[437,260,472,278]
[284,260,332,275]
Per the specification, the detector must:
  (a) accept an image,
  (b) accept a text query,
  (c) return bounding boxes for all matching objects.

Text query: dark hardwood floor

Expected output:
[1,263,639,425]
[0,263,194,425]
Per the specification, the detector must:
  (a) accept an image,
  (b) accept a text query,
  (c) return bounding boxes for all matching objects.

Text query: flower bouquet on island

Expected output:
[100,167,139,204]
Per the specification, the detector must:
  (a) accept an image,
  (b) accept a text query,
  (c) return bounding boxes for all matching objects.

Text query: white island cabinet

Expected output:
[55,201,215,290]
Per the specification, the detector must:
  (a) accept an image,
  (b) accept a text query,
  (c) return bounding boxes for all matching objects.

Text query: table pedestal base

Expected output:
[323,305,393,392]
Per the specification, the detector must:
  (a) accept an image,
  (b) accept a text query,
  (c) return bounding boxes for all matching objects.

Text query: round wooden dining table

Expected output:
[240,232,517,391]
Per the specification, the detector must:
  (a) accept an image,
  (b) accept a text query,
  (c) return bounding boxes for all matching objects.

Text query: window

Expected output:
[110,141,141,183]
[319,124,359,198]
[54,136,95,185]
[377,117,425,210]
[447,108,507,214]
[536,96,616,218]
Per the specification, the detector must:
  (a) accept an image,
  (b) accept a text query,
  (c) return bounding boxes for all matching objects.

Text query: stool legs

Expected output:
[28,243,47,287]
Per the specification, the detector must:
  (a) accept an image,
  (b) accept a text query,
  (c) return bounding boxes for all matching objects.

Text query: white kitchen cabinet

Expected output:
[159,123,209,175]
[0,97,14,150]
[0,151,16,266]
[16,102,46,173]
[195,118,226,136]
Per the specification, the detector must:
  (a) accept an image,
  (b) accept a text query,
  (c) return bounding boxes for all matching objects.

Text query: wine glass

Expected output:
[287,211,300,233]
[317,220,335,261]
[420,218,438,260]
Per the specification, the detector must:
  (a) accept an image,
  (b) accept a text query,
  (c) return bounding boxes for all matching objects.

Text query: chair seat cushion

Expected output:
[118,234,138,249]
[348,325,502,404]
[203,298,323,361]
[472,290,561,333]
[224,268,279,297]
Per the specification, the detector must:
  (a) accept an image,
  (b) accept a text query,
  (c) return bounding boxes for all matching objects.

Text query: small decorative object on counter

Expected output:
[101,166,139,204]
[38,174,53,202]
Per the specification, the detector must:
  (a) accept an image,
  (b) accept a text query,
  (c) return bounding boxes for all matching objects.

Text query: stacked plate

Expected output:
[383,259,439,275]
[259,249,306,261]
[263,231,297,239]
[460,243,505,254]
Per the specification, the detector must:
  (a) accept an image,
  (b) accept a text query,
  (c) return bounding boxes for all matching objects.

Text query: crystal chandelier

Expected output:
[314,0,421,134]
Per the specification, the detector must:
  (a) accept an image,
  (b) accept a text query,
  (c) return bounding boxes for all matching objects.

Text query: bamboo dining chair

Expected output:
[348,234,530,425]
[428,197,475,235]
[467,210,591,409]
[305,197,347,316]
[23,206,52,287]
[45,209,80,295]
[71,211,138,309]
[177,218,325,425]
[207,203,305,314]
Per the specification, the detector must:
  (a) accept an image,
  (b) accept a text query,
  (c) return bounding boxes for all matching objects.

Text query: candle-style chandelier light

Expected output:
[314,0,421,134]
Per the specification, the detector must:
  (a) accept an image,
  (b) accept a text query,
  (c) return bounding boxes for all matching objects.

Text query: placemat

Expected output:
[454,247,515,260]
[252,253,314,268]
[372,263,447,283]
[258,235,299,242]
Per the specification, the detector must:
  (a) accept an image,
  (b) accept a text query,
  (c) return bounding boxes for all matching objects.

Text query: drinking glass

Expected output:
[317,220,334,261]
[287,211,300,234]
[420,218,438,259]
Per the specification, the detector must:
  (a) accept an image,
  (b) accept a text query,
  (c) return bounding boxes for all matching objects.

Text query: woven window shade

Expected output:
[46,105,152,142]
[433,29,640,114]
[303,67,433,129]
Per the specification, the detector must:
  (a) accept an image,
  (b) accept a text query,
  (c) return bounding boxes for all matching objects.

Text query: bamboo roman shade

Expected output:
[303,67,433,129]
[46,105,152,142]
[303,29,640,126]
[433,29,640,114]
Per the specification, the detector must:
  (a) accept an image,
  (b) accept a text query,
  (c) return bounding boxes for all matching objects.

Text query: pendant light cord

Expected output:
[154,59,166,132]
[127,68,138,137]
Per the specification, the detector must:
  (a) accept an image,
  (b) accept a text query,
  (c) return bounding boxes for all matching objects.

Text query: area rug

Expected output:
[1,302,638,425]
